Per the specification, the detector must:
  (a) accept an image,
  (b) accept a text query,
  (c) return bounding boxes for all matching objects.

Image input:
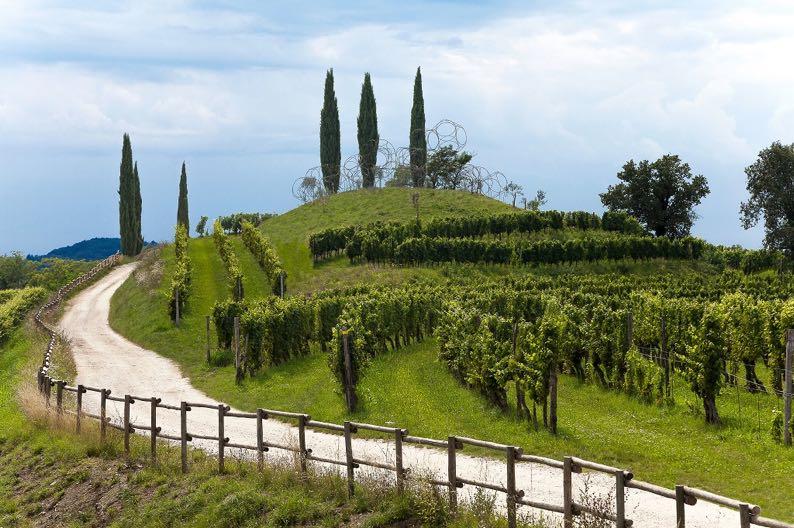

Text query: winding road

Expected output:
[58,263,738,527]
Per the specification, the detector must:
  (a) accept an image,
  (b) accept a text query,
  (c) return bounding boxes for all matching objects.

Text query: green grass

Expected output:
[108,188,794,521]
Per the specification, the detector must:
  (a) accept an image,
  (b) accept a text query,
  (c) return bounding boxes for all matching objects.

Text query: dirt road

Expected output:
[58,263,737,527]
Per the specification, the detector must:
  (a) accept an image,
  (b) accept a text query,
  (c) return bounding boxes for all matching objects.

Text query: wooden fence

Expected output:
[32,254,794,528]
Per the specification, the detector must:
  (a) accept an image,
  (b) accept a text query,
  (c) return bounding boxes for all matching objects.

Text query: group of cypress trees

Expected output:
[119,134,144,256]
[118,134,192,257]
[319,67,427,193]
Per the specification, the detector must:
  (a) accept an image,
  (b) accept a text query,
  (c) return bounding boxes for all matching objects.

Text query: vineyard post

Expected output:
[123,395,132,455]
[563,456,573,528]
[342,328,356,412]
[784,329,793,446]
[205,315,211,363]
[76,384,84,433]
[100,389,109,441]
[343,421,355,497]
[447,436,458,511]
[675,485,686,528]
[234,316,242,384]
[174,288,180,327]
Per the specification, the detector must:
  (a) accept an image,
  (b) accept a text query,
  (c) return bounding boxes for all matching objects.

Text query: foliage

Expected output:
[240,220,287,295]
[600,154,710,238]
[169,224,192,320]
[0,252,36,289]
[410,67,427,187]
[357,72,379,188]
[196,215,209,237]
[0,253,95,291]
[320,68,341,193]
[213,219,244,300]
[177,161,189,235]
[740,141,794,254]
[217,212,276,234]
[684,306,726,424]
[425,146,473,190]
[0,287,46,343]
[119,133,143,256]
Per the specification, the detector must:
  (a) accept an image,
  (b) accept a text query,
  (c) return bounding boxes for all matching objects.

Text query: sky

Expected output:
[1,0,793,254]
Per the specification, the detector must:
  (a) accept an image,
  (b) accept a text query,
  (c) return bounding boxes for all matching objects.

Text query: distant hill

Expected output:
[28,237,155,261]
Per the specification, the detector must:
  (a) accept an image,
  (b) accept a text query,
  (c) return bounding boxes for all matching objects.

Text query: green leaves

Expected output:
[240,221,286,296]
[169,224,192,320]
[213,219,244,300]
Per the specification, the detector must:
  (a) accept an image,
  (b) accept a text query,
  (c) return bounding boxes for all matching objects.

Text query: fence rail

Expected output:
[31,252,794,528]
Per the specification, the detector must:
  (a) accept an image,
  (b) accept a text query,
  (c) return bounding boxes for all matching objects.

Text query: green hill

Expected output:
[109,188,794,521]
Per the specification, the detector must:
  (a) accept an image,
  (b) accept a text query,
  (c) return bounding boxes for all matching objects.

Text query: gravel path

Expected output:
[58,263,739,527]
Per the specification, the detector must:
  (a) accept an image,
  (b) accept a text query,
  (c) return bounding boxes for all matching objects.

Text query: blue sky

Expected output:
[1,0,793,254]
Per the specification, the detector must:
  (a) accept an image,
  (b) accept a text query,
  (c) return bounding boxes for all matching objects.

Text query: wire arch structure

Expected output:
[293,120,510,203]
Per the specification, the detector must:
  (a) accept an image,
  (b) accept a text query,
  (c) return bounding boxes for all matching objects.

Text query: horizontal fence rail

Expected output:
[31,253,794,528]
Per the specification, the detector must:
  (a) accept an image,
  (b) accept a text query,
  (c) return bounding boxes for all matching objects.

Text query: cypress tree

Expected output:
[132,161,143,254]
[320,69,341,193]
[177,161,190,235]
[118,134,135,256]
[357,72,379,188]
[409,67,427,187]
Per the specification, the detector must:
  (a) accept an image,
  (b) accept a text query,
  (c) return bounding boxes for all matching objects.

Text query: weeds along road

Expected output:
[59,263,736,527]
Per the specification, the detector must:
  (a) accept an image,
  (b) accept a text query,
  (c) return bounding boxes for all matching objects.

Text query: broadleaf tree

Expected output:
[600,154,709,238]
[357,73,379,188]
[740,141,794,254]
[320,69,341,194]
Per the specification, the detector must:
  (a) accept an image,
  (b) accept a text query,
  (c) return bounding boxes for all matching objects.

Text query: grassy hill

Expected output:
[109,188,794,521]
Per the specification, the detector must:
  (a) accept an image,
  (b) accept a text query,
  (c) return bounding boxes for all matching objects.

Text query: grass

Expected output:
[108,188,794,521]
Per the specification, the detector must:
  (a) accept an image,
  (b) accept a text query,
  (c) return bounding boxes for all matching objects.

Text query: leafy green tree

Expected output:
[685,306,726,424]
[177,162,189,236]
[409,67,427,187]
[118,134,140,256]
[504,181,524,207]
[320,69,341,194]
[385,165,412,187]
[600,154,709,238]
[740,141,794,254]
[0,252,35,289]
[426,146,473,189]
[357,73,379,188]
[196,216,209,237]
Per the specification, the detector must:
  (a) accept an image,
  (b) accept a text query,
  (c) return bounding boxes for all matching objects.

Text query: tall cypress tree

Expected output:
[320,69,341,193]
[132,161,143,254]
[409,67,427,187]
[177,162,190,235]
[118,134,135,256]
[357,72,379,188]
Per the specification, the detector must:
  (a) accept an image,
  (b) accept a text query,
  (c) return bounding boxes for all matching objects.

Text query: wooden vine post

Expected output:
[785,328,793,446]
[234,316,242,384]
[341,328,356,412]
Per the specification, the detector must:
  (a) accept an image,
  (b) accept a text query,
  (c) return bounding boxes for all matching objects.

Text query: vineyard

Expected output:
[108,188,794,520]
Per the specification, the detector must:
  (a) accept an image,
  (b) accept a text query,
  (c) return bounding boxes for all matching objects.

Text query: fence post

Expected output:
[218,404,226,473]
[395,428,405,494]
[100,389,109,441]
[234,317,242,384]
[44,377,51,409]
[256,408,265,471]
[447,436,458,511]
[342,329,356,412]
[151,398,160,463]
[344,421,355,497]
[206,315,211,363]
[506,446,517,528]
[615,470,626,528]
[784,329,793,446]
[675,485,686,528]
[123,395,132,455]
[55,380,65,416]
[298,414,308,476]
[563,456,574,528]
[180,402,189,473]
[76,384,84,433]
[739,503,751,528]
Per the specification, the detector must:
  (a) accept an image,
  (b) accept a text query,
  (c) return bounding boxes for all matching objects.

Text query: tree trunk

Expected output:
[549,365,558,435]
[743,360,767,393]
[703,394,720,424]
